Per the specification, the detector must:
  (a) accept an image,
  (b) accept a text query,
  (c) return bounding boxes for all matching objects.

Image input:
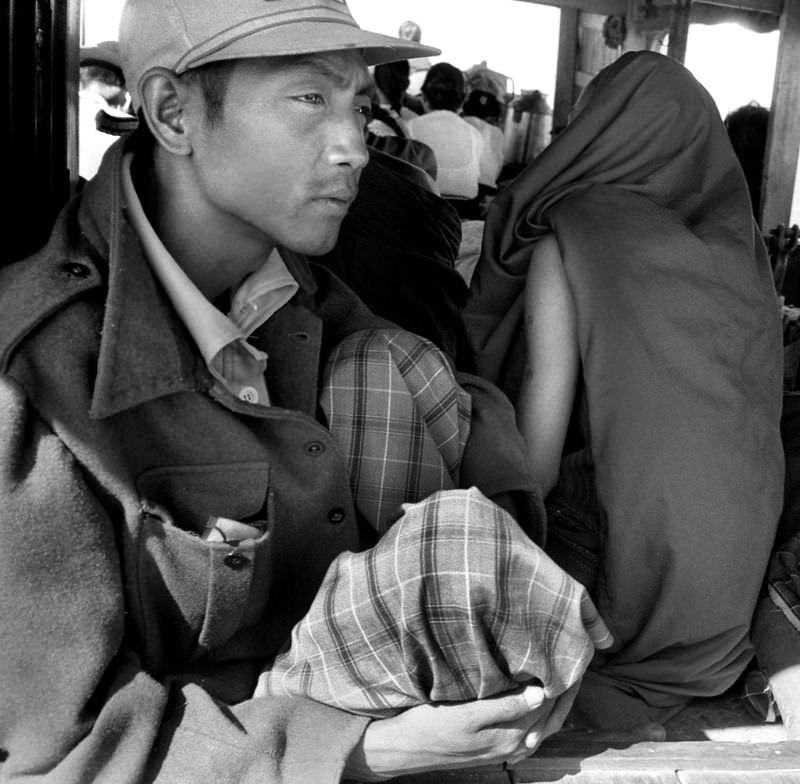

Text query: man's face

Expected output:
[187,51,372,257]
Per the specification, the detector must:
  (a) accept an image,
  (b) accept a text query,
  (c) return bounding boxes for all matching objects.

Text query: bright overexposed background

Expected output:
[81,0,794,221]
[82,0,562,97]
[81,0,777,117]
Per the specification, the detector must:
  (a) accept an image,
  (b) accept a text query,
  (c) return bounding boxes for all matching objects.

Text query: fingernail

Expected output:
[523,684,545,709]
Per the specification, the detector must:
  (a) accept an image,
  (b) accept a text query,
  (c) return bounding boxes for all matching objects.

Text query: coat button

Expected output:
[60,261,90,278]
[238,386,259,404]
[328,507,346,524]
[305,441,325,457]
[224,550,249,570]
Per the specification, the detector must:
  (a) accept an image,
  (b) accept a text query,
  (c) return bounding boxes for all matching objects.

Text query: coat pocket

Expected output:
[129,462,273,673]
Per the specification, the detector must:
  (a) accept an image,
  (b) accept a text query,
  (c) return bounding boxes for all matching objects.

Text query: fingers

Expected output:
[523,683,578,752]
[474,683,546,726]
[522,683,546,710]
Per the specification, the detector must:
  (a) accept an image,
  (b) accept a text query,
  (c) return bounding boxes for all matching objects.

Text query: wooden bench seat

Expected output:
[384,691,800,784]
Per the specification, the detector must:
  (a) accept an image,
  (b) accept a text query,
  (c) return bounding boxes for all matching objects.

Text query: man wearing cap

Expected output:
[0,1,610,781]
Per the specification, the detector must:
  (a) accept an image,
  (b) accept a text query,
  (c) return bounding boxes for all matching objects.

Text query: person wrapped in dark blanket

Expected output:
[314,145,468,361]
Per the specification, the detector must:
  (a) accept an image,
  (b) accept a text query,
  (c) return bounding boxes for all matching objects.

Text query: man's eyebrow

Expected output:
[287,54,372,93]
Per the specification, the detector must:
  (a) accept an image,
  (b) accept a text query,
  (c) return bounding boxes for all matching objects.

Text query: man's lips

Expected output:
[311,189,357,214]
[314,188,357,204]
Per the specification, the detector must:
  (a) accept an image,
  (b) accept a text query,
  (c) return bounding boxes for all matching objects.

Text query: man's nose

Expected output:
[325,114,369,171]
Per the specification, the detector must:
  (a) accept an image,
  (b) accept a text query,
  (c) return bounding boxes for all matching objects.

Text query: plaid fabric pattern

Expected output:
[321,329,472,533]
[257,487,613,717]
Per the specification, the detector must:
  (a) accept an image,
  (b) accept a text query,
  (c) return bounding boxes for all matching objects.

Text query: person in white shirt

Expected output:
[462,88,506,192]
[405,62,483,203]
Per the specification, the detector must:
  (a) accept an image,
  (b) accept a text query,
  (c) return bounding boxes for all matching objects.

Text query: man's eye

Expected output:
[297,93,324,105]
[355,103,372,121]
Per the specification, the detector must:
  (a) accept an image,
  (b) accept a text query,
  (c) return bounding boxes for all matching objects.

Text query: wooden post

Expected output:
[761,0,800,232]
[552,6,579,135]
[667,0,692,63]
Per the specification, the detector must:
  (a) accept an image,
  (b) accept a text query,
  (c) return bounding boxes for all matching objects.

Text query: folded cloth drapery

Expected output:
[256,487,612,717]
[461,50,784,728]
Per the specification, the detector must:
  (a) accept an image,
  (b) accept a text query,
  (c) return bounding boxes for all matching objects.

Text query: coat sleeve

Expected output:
[0,377,369,784]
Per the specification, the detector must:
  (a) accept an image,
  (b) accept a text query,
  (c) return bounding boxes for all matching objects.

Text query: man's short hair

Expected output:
[421,62,466,112]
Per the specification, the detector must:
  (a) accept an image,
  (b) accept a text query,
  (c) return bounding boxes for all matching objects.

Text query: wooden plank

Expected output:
[553,6,580,134]
[679,773,800,784]
[384,765,507,784]
[694,0,781,14]
[383,742,800,783]
[65,0,80,191]
[667,0,692,63]
[514,773,679,783]
[511,740,800,773]
[761,0,800,231]
[515,0,628,15]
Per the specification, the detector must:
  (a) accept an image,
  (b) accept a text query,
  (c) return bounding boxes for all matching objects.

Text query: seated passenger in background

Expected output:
[366,60,438,181]
[462,50,784,731]
[315,146,466,360]
[724,102,769,224]
[370,59,419,134]
[462,88,506,196]
[397,19,431,110]
[406,62,483,209]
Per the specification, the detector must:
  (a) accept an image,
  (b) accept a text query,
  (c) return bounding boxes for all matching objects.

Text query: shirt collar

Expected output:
[120,151,298,400]
[77,137,318,418]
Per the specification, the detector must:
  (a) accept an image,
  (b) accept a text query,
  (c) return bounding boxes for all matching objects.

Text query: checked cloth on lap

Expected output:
[321,329,472,533]
[256,487,613,717]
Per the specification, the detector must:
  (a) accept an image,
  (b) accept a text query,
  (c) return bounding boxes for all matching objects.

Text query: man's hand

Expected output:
[344,682,576,781]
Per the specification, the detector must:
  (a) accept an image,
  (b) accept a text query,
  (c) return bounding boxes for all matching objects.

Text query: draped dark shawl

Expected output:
[463,51,784,727]
[316,146,466,360]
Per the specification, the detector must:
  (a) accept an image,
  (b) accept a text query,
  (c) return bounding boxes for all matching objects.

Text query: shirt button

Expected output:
[224,550,249,570]
[305,441,325,457]
[328,507,346,524]
[238,386,259,403]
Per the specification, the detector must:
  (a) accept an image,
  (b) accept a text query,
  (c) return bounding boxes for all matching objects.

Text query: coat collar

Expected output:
[78,135,319,419]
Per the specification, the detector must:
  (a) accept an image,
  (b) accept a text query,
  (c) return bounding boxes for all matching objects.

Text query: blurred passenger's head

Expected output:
[463,89,502,123]
[374,60,411,111]
[421,62,466,112]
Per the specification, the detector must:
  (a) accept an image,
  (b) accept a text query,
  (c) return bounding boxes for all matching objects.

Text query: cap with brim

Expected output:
[119,0,440,108]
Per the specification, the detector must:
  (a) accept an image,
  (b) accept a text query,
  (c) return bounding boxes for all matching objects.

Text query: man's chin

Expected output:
[289,228,342,258]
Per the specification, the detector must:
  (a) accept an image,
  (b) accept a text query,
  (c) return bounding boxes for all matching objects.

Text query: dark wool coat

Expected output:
[0,138,539,783]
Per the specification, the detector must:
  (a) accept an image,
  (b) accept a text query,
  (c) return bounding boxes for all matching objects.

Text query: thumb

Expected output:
[521,683,546,710]
[483,682,546,724]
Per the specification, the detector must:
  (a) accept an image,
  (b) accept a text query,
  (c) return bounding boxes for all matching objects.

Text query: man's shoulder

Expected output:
[0,245,103,373]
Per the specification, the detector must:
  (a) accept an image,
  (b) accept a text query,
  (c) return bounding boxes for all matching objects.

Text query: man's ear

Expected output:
[138,68,195,156]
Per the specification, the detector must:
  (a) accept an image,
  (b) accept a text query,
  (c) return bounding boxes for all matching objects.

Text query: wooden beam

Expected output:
[761,0,800,231]
[552,6,580,135]
[514,0,627,15]
[695,0,781,14]
[667,0,692,62]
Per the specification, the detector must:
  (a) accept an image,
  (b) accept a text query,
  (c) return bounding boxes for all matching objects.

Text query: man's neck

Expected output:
[132,149,273,302]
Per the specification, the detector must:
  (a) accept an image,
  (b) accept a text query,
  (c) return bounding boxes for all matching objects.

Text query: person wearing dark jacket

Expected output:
[0,1,612,781]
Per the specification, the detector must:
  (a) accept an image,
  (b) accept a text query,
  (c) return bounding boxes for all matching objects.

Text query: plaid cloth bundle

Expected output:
[321,329,472,533]
[256,487,613,717]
